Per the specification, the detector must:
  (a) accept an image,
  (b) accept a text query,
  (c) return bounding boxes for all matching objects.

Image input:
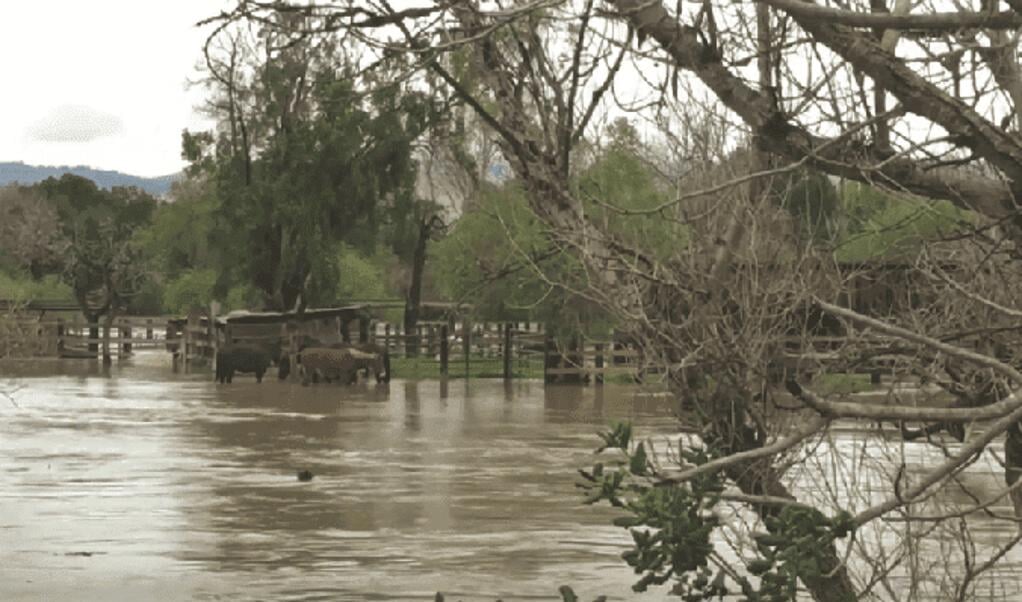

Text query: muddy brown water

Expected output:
[0,352,681,601]
[7,353,1022,601]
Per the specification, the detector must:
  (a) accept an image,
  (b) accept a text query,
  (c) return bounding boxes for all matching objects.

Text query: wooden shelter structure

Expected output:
[219,304,376,347]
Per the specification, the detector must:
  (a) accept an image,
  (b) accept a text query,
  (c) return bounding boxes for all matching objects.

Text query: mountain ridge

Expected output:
[0,161,180,197]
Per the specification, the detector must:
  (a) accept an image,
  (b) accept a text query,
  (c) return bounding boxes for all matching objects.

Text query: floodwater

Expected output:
[6,353,1022,601]
[0,352,680,601]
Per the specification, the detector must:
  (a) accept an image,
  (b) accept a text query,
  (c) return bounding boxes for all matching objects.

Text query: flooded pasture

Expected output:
[5,353,1022,601]
[0,352,680,601]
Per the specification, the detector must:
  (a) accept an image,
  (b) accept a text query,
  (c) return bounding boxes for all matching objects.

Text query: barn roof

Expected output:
[217,304,373,325]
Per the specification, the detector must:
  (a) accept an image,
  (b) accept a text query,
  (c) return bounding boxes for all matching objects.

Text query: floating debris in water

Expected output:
[297,470,313,482]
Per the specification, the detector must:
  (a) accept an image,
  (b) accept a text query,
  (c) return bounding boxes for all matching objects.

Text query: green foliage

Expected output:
[577,141,680,260]
[126,278,166,316]
[432,183,613,336]
[0,271,72,301]
[811,372,873,396]
[225,283,263,313]
[580,422,854,600]
[743,507,856,602]
[579,422,726,598]
[432,130,675,334]
[336,245,389,301]
[31,175,157,318]
[140,179,217,279]
[835,183,971,262]
[434,184,557,317]
[163,269,217,314]
[188,34,434,310]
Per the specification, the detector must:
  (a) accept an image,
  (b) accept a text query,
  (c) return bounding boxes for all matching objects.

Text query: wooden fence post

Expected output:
[101,317,112,364]
[440,324,449,377]
[567,335,583,384]
[462,316,471,376]
[183,325,192,367]
[384,323,392,355]
[185,310,201,367]
[210,304,219,373]
[358,316,369,344]
[503,322,513,381]
[544,331,556,384]
[121,320,132,353]
[56,318,65,354]
[595,342,605,385]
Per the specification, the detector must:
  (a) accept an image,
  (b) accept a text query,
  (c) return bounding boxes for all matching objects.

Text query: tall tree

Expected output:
[35,175,156,360]
[188,18,433,311]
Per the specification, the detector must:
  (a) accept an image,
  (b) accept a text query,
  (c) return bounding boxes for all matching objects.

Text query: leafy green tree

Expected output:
[336,244,389,301]
[577,125,679,262]
[137,177,221,313]
[33,175,156,357]
[142,178,217,279]
[0,272,71,302]
[163,269,218,315]
[434,130,673,337]
[188,24,432,311]
[433,182,613,336]
[834,182,972,262]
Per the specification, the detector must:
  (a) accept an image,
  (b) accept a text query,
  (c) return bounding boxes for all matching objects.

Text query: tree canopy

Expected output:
[185,22,436,311]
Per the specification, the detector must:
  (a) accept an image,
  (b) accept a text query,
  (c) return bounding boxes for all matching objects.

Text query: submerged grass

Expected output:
[388,355,648,383]
[389,355,545,380]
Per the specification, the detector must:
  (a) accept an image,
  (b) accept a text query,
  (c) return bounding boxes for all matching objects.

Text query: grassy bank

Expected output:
[810,373,875,395]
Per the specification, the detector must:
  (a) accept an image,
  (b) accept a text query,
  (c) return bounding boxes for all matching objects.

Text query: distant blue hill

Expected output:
[0,162,180,197]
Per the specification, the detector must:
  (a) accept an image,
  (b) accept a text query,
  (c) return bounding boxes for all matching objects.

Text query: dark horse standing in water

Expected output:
[215,344,272,383]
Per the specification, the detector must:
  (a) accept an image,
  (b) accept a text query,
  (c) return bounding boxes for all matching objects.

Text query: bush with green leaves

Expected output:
[579,422,855,601]
[336,244,390,301]
[834,182,972,262]
[163,269,217,315]
[0,271,72,302]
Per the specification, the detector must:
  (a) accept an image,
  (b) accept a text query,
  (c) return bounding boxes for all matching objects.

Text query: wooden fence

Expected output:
[371,321,646,383]
[0,308,913,386]
[372,325,913,385]
[56,316,171,358]
[0,315,172,359]
[165,316,216,366]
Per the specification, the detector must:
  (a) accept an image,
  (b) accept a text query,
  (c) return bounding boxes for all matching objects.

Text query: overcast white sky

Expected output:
[0,1,227,177]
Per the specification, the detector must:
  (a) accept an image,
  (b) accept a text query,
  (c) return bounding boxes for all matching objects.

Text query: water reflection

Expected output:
[0,352,678,600]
